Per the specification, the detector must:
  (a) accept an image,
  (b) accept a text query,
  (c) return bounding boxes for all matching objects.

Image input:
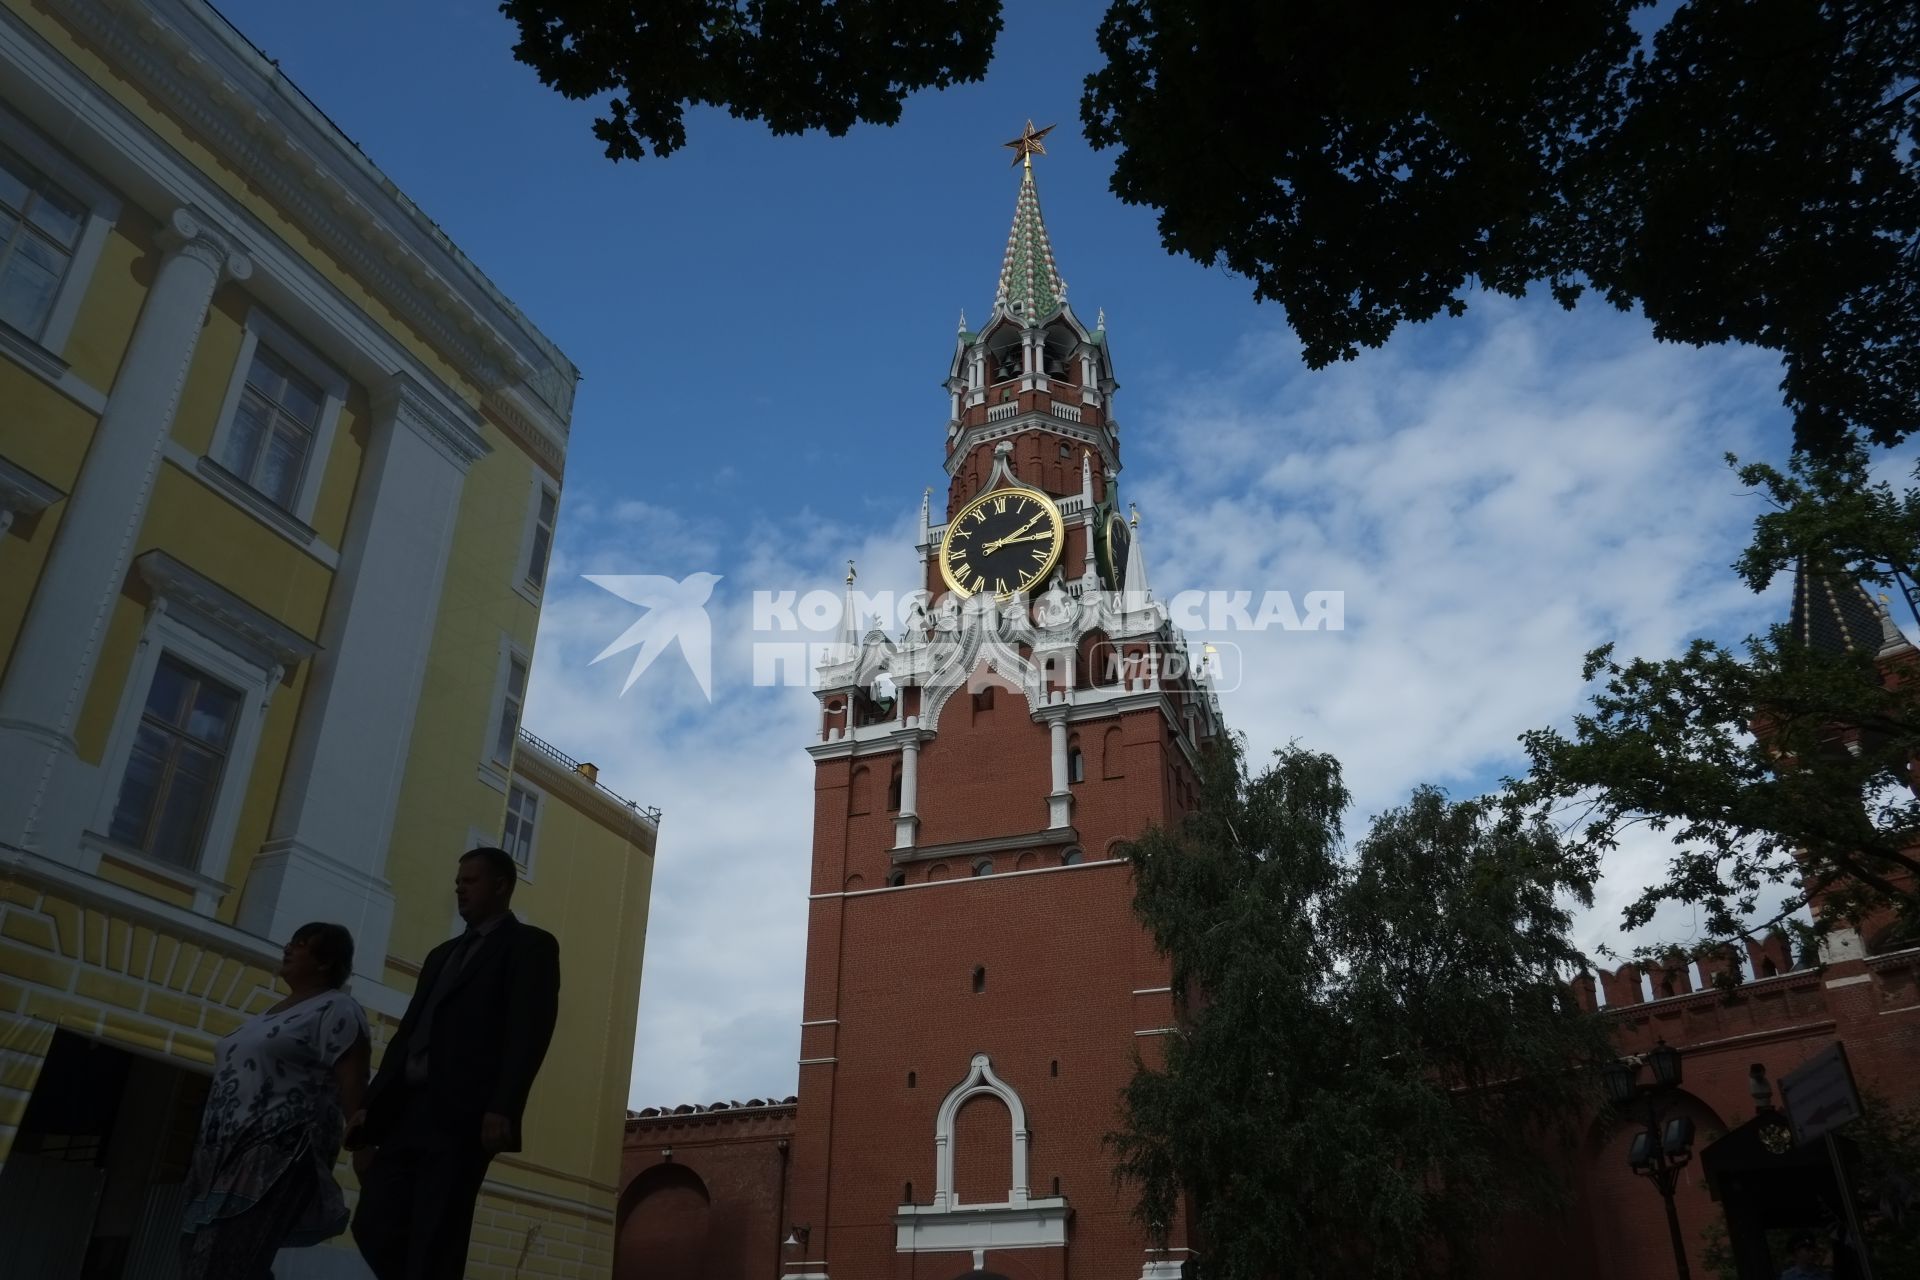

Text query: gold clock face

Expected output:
[939,488,1065,599]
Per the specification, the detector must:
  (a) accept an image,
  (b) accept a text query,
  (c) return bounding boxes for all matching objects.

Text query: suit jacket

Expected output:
[364,912,560,1154]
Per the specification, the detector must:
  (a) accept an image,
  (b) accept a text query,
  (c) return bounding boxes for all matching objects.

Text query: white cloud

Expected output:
[529,294,1827,1107]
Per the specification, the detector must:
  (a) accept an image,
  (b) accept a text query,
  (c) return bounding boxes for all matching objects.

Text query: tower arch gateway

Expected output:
[786,131,1224,1280]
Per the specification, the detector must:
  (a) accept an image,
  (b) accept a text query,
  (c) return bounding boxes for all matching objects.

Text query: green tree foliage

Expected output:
[498,0,1001,160]
[1517,448,1920,959]
[1111,739,1608,1279]
[505,1,1920,455]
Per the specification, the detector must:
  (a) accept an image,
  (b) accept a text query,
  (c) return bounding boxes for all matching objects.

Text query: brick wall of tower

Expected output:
[790,860,1182,1280]
[777,665,1201,1280]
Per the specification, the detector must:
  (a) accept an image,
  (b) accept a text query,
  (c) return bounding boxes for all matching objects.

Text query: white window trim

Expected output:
[512,466,561,607]
[482,633,532,773]
[0,102,120,360]
[204,305,348,525]
[932,1053,1032,1210]
[502,778,544,883]
[86,605,278,913]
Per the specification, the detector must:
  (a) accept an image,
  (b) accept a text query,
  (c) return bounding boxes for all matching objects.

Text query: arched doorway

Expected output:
[616,1162,712,1280]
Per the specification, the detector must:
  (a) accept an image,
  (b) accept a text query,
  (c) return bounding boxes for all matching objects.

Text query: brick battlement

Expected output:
[625,1097,797,1141]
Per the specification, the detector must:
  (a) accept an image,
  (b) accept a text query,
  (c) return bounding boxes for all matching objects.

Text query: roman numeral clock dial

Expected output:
[938,488,1067,599]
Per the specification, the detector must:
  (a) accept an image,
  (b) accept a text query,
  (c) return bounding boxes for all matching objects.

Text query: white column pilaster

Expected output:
[237,373,487,975]
[0,208,249,855]
[892,735,921,850]
[1046,714,1072,830]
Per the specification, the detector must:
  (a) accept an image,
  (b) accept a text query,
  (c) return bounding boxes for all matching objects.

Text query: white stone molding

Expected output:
[203,304,349,526]
[0,457,62,538]
[896,1051,1070,1255]
[133,551,318,671]
[0,204,248,858]
[1140,1250,1193,1280]
[238,370,472,977]
[932,1053,1031,1210]
[945,412,1117,481]
[372,370,490,472]
[162,439,337,567]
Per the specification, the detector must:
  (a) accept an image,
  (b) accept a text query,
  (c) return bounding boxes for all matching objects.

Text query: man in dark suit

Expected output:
[347,846,560,1279]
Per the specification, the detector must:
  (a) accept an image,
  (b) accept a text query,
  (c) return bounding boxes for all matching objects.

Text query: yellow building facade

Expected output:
[0,0,656,1275]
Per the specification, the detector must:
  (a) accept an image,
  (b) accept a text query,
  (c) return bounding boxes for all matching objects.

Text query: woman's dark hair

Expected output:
[291,922,354,989]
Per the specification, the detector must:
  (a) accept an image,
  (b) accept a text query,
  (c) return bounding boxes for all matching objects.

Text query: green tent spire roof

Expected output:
[994,164,1066,323]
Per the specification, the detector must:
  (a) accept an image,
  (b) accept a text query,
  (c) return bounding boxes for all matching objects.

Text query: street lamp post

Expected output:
[1604,1039,1697,1280]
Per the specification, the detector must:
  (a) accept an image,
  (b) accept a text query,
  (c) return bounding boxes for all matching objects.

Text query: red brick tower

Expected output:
[783,135,1225,1280]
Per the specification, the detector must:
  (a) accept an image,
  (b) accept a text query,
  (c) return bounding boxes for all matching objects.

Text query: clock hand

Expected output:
[989,533,1057,548]
[983,513,1046,553]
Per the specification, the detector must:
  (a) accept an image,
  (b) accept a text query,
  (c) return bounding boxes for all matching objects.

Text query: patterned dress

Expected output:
[181,989,369,1248]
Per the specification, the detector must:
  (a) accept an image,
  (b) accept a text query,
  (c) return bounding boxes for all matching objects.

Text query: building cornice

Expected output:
[134,550,319,670]
[889,827,1078,867]
[37,0,577,442]
[947,408,1117,479]
[513,728,660,847]
[0,455,62,517]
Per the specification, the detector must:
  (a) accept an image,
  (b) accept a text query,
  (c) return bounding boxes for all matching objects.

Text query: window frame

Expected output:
[484,635,533,773]
[514,467,561,604]
[204,306,348,525]
[87,606,279,911]
[502,780,543,880]
[0,109,119,360]
[105,652,244,867]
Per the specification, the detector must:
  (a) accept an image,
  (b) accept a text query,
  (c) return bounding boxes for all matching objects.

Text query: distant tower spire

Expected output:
[839,560,860,657]
[994,123,1066,323]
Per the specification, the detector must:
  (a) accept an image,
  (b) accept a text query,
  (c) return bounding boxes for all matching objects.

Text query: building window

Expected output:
[218,344,324,510]
[1061,847,1083,866]
[886,868,906,887]
[887,763,902,812]
[525,484,559,590]
[1067,744,1084,784]
[970,858,992,877]
[972,686,995,712]
[494,651,529,765]
[503,784,539,870]
[0,117,118,360]
[0,145,84,341]
[107,656,242,868]
[972,966,986,994]
[204,309,348,526]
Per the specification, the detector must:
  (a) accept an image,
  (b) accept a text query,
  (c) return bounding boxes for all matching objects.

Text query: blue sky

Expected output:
[219,1,1844,1108]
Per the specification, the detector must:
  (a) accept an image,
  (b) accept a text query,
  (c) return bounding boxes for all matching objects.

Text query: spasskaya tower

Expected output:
[783,124,1225,1280]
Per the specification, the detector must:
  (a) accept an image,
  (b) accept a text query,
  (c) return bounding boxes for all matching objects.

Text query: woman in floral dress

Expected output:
[180,922,371,1278]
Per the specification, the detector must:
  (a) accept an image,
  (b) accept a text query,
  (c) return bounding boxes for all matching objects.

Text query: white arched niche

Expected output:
[896,1054,1069,1256]
[933,1053,1029,1209]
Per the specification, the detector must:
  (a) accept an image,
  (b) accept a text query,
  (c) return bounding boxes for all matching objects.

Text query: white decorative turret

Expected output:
[1122,505,1152,608]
